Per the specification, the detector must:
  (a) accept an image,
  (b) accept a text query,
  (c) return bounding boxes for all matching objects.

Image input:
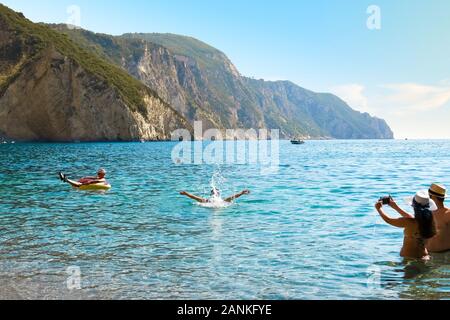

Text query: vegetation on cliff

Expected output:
[0,4,394,140]
[0,4,176,117]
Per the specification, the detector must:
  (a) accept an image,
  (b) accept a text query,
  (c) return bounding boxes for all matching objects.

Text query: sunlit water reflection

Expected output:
[0,140,449,299]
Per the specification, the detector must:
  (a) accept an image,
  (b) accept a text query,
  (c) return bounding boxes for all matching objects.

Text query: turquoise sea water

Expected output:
[1,140,450,300]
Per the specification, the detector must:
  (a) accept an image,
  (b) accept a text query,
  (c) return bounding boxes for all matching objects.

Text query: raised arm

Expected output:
[224,190,250,203]
[388,198,414,219]
[375,202,408,228]
[180,191,207,203]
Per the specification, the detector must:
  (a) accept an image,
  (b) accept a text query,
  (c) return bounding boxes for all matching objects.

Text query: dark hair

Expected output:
[413,200,436,239]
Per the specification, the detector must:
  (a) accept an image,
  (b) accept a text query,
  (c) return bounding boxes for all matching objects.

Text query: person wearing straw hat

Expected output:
[426,184,450,253]
[375,190,437,260]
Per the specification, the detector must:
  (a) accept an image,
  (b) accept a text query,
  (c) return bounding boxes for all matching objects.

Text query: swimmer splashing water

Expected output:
[180,188,250,206]
[180,172,250,207]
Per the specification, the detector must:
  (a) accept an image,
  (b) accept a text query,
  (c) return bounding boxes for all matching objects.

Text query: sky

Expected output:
[2,0,450,139]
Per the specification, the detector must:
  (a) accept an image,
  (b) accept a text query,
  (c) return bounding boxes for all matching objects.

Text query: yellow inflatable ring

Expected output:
[77,183,112,191]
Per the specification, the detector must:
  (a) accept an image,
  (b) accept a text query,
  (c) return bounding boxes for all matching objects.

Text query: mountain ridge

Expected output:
[0,5,191,142]
[0,5,394,141]
[59,27,393,139]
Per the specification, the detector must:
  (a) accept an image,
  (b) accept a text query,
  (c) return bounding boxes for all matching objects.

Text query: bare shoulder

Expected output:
[389,217,413,228]
[402,217,417,226]
[445,207,450,220]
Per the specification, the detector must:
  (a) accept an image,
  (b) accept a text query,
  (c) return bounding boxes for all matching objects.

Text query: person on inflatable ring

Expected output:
[59,168,108,189]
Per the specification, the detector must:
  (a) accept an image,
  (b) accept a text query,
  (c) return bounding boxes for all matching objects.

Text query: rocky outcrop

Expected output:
[244,79,393,139]
[0,48,187,141]
[125,43,222,129]
[0,3,393,141]
[122,36,265,131]
[53,28,394,139]
[129,35,394,139]
[0,5,190,142]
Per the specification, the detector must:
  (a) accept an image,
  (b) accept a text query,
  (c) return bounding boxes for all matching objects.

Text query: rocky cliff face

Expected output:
[123,33,268,132]
[52,28,393,139]
[125,34,394,139]
[0,48,186,141]
[125,43,224,129]
[0,5,190,142]
[0,4,393,142]
[244,79,394,139]
[109,34,264,133]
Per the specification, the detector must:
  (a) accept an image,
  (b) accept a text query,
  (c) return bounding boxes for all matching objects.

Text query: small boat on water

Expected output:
[290,140,305,145]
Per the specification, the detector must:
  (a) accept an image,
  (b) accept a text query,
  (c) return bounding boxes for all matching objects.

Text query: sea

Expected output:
[0,140,449,299]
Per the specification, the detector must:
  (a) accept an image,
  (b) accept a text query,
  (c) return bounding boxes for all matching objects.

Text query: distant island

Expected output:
[0,4,393,142]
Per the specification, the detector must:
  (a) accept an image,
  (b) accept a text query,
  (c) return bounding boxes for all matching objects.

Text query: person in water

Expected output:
[180,188,250,203]
[59,168,108,188]
[426,184,450,253]
[375,190,437,260]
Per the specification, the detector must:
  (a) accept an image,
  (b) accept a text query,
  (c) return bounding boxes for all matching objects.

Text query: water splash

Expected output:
[196,169,233,209]
[210,169,227,193]
[196,198,232,209]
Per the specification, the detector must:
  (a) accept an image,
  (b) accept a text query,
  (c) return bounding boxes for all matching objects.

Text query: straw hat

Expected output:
[429,183,446,199]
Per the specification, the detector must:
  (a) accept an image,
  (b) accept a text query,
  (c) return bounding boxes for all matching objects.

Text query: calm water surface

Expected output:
[1,140,450,299]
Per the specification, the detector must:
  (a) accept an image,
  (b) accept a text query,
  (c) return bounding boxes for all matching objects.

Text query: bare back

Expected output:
[427,207,450,253]
[401,219,429,259]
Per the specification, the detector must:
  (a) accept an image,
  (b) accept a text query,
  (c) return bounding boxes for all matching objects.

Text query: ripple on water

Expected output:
[1,140,450,299]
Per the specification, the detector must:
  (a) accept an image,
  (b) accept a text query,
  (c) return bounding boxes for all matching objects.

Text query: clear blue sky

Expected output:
[3,0,450,138]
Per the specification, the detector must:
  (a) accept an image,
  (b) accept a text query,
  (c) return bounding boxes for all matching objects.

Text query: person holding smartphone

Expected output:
[375,191,437,260]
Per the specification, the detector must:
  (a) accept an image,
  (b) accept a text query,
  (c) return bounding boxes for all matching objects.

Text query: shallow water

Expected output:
[1,140,450,300]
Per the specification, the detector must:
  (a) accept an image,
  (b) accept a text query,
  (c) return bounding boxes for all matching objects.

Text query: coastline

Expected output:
[0,137,402,144]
